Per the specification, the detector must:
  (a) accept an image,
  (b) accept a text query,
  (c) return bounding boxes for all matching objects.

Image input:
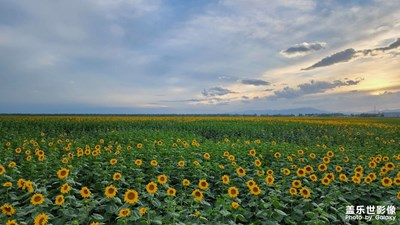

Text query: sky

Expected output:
[0,0,399,114]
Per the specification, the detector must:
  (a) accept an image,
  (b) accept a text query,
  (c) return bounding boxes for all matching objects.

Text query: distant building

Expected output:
[383,112,400,118]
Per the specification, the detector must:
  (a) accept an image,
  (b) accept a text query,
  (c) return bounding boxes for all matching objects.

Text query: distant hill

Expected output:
[239,107,328,115]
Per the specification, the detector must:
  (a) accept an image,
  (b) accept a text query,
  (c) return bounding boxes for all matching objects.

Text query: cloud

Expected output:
[241,79,270,86]
[280,42,326,57]
[302,48,357,70]
[202,87,235,97]
[303,38,400,70]
[270,79,363,99]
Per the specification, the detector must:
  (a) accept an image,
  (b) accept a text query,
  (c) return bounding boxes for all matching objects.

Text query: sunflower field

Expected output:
[0,116,399,225]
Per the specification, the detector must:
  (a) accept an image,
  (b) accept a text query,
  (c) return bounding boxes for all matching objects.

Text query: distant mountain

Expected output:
[239,107,328,115]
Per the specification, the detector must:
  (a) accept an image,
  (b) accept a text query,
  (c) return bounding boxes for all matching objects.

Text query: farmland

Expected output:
[0,116,399,225]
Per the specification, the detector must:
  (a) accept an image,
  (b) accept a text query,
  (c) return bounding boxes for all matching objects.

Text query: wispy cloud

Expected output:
[241,79,270,86]
[202,87,236,97]
[280,42,326,57]
[269,79,363,99]
[303,38,400,70]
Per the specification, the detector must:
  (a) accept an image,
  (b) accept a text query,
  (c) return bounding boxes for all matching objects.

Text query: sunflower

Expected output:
[385,162,395,170]
[31,193,44,205]
[327,151,334,158]
[309,153,316,159]
[105,185,117,198]
[17,179,25,189]
[198,179,209,190]
[246,180,256,188]
[1,203,15,216]
[382,156,389,161]
[57,168,69,179]
[110,159,118,165]
[321,177,331,186]
[135,159,142,166]
[326,173,335,181]
[354,172,363,178]
[61,158,68,164]
[257,170,265,177]
[222,175,230,184]
[136,143,143,148]
[304,165,314,174]
[266,175,275,185]
[322,156,330,164]
[34,213,48,225]
[178,161,185,167]
[232,201,239,209]
[300,187,311,198]
[318,164,327,172]
[80,187,91,198]
[354,166,363,173]
[298,149,304,155]
[3,182,12,187]
[368,161,377,169]
[157,175,167,185]
[333,165,342,172]
[90,222,99,225]
[394,178,400,186]
[368,173,377,180]
[397,192,400,200]
[139,207,147,215]
[289,188,297,195]
[274,152,281,158]
[250,185,261,196]
[381,177,392,187]
[6,220,18,225]
[113,172,122,181]
[119,208,131,217]
[167,187,176,196]
[249,149,256,156]
[146,182,158,194]
[228,155,235,161]
[61,183,70,194]
[236,167,246,177]
[228,187,239,198]
[8,162,16,168]
[296,168,306,177]
[254,159,262,167]
[283,168,291,175]
[339,174,348,182]
[192,189,203,201]
[309,174,318,182]
[182,179,190,186]
[193,161,200,166]
[203,153,211,159]
[343,156,350,163]
[352,176,361,184]
[364,177,372,184]
[150,160,158,166]
[124,189,139,204]
[55,195,64,206]
[223,151,230,157]
[292,180,302,188]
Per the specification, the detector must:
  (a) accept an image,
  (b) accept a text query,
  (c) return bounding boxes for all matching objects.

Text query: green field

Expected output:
[0,116,399,225]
